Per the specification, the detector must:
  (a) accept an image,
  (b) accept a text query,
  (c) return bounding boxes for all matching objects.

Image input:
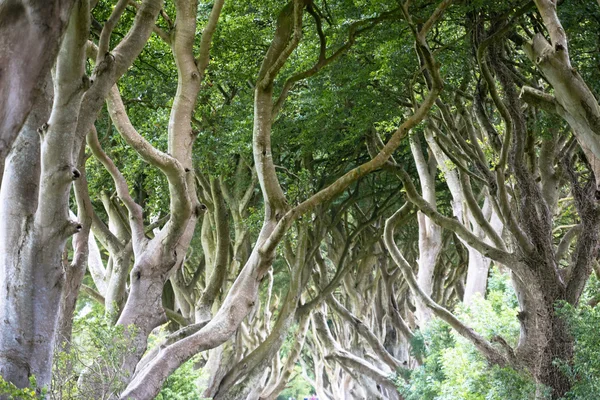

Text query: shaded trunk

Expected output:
[0,81,48,390]
[0,0,88,390]
[57,146,93,348]
[0,0,76,177]
[212,227,308,400]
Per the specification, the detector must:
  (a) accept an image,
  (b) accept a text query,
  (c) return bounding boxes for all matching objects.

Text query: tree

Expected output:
[0,0,162,392]
[383,2,600,397]
[2,0,600,399]
[0,0,77,180]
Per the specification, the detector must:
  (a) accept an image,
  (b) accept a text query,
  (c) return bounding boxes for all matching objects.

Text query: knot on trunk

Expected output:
[65,220,83,237]
[92,52,115,80]
[37,122,49,136]
[81,75,92,91]
[195,203,207,216]
[71,168,81,180]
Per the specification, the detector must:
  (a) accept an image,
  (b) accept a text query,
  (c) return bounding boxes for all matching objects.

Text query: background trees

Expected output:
[1,0,600,399]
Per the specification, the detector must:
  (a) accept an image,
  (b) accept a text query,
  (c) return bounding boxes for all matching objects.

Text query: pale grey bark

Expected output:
[57,146,94,349]
[86,127,134,320]
[78,1,216,391]
[0,0,76,179]
[196,178,230,320]
[0,0,89,390]
[312,311,400,400]
[524,1,600,188]
[384,207,510,367]
[87,232,108,296]
[425,129,504,303]
[0,77,50,390]
[120,2,447,397]
[410,133,442,325]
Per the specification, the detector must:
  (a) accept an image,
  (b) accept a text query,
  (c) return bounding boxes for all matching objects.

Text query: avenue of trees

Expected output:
[1,0,600,399]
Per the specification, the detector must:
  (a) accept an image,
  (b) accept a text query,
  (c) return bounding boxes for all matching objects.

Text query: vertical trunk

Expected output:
[0,80,48,390]
[414,212,441,325]
[425,129,503,303]
[410,134,442,325]
[463,248,491,303]
[0,0,76,176]
[115,243,177,376]
[57,145,93,348]
[462,197,503,303]
[103,247,132,319]
[196,178,230,320]
[0,0,88,390]
[513,269,572,398]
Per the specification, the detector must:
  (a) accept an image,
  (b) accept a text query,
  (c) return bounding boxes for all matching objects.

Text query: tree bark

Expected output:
[410,133,442,325]
[0,0,89,390]
[0,0,76,180]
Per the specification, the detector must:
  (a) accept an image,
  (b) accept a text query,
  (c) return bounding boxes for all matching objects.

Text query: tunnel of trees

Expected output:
[1,0,600,399]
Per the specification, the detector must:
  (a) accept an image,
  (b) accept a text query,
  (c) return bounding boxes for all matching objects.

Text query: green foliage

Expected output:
[50,302,136,399]
[398,268,538,400]
[50,302,205,399]
[0,376,45,399]
[156,356,205,400]
[278,366,314,400]
[555,301,600,399]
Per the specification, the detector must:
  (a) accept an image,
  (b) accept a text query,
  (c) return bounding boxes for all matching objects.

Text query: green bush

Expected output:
[0,376,44,399]
[50,300,208,399]
[555,302,600,399]
[155,356,205,400]
[51,303,136,399]
[398,268,538,400]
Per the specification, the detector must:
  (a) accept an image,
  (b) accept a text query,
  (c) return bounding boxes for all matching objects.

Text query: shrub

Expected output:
[555,302,600,399]
[397,268,538,400]
[0,376,44,399]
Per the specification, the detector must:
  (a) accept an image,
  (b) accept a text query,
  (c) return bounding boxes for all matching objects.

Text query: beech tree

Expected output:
[382,2,600,397]
[0,0,162,391]
[0,0,77,179]
[1,0,600,399]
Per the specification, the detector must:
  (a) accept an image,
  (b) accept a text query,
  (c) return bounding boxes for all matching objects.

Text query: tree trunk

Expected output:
[0,0,89,390]
[410,134,442,325]
[0,0,76,179]
[0,79,49,390]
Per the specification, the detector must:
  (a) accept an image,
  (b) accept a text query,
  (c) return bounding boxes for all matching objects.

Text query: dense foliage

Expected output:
[1,0,600,399]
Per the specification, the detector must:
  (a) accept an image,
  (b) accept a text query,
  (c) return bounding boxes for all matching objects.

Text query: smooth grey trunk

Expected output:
[0,0,89,390]
[524,33,600,188]
[410,134,442,325]
[196,178,230,320]
[425,129,503,303]
[0,0,76,177]
[103,247,132,319]
[0,79,49,390]
[57,147,94,349]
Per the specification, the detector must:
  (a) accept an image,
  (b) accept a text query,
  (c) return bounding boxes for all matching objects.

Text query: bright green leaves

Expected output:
[0,376,44,400]
[399,268,537,400]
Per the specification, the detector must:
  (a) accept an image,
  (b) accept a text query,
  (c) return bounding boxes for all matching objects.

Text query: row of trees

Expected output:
[1,0,600,399]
